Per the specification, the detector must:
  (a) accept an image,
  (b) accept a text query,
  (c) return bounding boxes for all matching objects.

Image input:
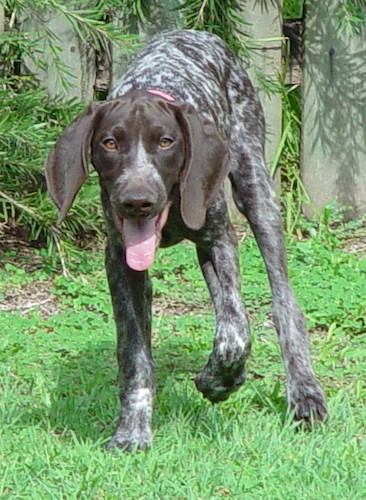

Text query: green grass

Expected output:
[1,231,366,499]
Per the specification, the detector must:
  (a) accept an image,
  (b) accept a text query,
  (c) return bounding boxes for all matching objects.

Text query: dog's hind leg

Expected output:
[228,135,327,422]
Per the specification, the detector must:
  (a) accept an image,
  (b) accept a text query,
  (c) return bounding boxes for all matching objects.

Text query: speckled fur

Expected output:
[48,30,327,452]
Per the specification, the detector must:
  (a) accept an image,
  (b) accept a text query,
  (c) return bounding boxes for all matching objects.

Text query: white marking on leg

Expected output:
[129,388,153,411]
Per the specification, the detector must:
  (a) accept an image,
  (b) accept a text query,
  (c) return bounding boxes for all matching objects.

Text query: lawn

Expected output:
[0,228,366,499]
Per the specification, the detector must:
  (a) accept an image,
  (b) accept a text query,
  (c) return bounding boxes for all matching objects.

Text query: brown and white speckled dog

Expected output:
[46,29,327,451]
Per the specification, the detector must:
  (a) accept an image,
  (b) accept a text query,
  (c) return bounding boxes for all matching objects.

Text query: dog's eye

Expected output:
[159,137,174,149]
[102,139,117,151]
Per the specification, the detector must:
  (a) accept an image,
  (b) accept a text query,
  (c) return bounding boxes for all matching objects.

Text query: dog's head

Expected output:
[45,91,229,270]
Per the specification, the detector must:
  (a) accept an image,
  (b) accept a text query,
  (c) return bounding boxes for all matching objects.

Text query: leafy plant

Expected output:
[273,83,312,235]
[283,0,303,18]
[0,83,104,272]
[337,0,366,34]
[179,0,251,57]
[0,0,142,269]
[1,0,366,269]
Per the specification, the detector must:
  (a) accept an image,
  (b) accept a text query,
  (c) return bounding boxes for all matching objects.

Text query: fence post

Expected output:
[301,0,366,220]
[20,3,95,101]
[241,0,283,181]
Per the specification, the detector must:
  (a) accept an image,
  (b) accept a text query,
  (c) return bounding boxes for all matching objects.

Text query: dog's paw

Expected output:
[195,358,246,403]
[214,324,250,367]
[107,427,152,453]
[287,378,328,423]
[107,388,153,452]
[215,338,248,367]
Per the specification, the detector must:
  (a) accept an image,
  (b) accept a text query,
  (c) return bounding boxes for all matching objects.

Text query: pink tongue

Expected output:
[123,217,158,271]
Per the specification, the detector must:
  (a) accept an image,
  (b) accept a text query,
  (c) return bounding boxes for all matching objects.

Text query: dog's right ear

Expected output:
[45,102,103,224]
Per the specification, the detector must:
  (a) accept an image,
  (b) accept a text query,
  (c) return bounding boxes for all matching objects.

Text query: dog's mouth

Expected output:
[113,203,171,272]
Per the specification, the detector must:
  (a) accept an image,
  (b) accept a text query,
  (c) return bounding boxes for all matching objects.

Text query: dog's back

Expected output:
[110,29,262,139]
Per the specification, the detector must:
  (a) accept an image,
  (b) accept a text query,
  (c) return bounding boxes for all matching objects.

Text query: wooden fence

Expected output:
[301,0,366,220]
[2,1,365,220]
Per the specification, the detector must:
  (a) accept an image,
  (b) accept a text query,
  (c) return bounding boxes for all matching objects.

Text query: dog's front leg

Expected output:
[195,222,251,403]
[105,238,154,451]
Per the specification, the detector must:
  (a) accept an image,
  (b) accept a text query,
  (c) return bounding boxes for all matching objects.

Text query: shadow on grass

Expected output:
[22,335,208,442]
[22,331,287,446]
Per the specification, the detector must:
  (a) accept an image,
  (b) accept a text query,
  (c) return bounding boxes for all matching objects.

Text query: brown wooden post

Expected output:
[20,3,95,101]
[301,0,366,220]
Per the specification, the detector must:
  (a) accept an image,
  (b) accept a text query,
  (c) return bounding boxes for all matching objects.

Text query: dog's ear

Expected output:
[173,103,230,230]
[45,102,103,224]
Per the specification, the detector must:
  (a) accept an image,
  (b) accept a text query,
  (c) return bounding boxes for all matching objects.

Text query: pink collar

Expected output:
[147,89,175,102]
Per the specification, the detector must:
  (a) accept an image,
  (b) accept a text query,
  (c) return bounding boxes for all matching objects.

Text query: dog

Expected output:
[45,29,327,451]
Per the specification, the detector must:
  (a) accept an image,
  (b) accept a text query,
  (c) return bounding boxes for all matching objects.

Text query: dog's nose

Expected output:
[119,191,157,218]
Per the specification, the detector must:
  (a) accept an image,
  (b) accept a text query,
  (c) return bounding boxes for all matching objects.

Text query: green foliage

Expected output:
[0,231,365,497]
[1,0,140,87]
[0,0,139,268]
[337,0,366,34]
[283,0,303,18]
[0,84,105,270]
[283,0,366,32]
[2,0,366,267]
[274,83,312,235]
[288,238,366,334]
[179,0,250,56]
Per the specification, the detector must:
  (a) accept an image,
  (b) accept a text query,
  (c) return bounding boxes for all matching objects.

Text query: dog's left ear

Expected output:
[172,102,230,230]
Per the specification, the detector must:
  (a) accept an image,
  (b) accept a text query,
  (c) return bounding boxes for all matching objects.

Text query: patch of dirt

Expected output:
[0,227,46,272]
[153,296,212,317]
[0,279,60,318]
[341,234,366,255]
[0,226,61,317]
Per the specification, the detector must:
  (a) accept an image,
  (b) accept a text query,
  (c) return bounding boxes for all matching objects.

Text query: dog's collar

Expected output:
[147,89,175,102]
